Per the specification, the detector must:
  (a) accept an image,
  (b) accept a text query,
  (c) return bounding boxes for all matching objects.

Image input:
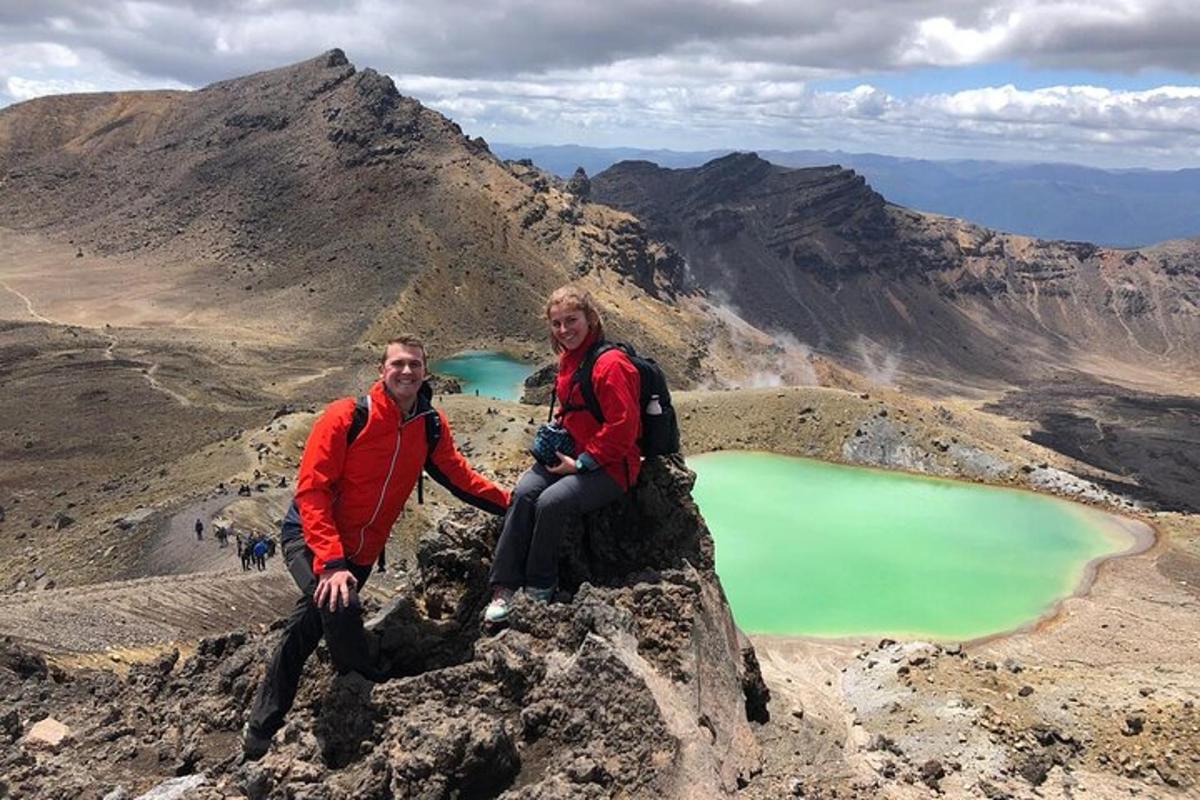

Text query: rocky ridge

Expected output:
[0,50,707,378]
[592,153,1200,389]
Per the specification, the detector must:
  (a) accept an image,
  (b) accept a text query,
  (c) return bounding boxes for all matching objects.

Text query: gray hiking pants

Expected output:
[489,462,624,590]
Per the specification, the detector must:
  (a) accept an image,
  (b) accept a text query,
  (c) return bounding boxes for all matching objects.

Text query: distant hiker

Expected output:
[194,518,204,541]
[237,533,252,571]
[266,537,276,558]
[242,335,510,761]
[253,538,268,571]
[217,526,229,548]
[484,285,642,624]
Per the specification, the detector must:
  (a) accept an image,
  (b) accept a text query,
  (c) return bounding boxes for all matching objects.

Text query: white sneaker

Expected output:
[484,586,515,624]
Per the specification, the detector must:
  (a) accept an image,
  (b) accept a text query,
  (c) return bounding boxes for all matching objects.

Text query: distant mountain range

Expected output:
[494,143,1200,248]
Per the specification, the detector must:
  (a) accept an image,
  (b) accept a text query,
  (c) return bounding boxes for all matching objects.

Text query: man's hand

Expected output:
[313,568,358,612]
[546,452,578,476]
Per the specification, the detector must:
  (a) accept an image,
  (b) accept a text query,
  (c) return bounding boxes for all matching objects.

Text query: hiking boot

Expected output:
[525,585,556,603]
[484,586,515,624]
[241,722,271,761]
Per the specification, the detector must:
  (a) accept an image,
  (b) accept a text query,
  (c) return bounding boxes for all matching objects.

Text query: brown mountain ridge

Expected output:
[0,49,753,384]
[592,152,1200,391]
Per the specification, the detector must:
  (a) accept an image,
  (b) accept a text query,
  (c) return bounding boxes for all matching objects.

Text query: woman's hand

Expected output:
[546,452,578,475]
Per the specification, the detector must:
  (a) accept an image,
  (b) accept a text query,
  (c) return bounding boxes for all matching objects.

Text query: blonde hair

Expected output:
[545,284,605,353]
[379,334,427,366]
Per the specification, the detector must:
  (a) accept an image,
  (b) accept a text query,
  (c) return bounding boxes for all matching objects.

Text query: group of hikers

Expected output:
[193,518,276,571]
[238,533,275,572]
[241,284,662,761]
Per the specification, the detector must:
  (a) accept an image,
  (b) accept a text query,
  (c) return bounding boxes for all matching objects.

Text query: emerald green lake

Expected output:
[690,451,1139,640]
[430,351,533,401]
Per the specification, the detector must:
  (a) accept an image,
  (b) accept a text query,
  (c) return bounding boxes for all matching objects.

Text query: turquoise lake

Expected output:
[690,451,1139,640]
[430,351,534,401]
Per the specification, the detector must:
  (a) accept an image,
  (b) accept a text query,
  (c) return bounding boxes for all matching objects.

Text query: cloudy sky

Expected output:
[3,1,1200,168]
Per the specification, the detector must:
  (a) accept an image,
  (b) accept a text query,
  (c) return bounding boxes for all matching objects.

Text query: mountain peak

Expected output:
[323,47,349,67]
[704,151,767,168]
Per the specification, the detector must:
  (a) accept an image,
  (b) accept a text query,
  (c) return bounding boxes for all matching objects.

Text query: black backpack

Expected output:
[562,341,680,457]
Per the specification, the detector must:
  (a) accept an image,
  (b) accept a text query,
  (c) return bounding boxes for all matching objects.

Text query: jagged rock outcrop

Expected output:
[566,167,591,200]
[520,361,558,405]
[0,457,767,798]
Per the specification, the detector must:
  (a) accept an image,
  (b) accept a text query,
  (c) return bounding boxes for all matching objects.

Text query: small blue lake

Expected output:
[430,351,534,401]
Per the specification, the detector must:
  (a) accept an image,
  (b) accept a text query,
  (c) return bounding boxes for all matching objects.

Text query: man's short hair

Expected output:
[380,334,427,366]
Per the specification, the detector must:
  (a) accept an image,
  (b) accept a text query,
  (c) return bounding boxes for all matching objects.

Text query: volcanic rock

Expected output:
[0,456,766,798]
[566,167,592,199]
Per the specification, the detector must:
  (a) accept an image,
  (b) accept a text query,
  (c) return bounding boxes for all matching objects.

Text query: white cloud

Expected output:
[901,14,1016,66]
[0,1,1198,166]
[5,76,99,100]
[395,54,1200,166]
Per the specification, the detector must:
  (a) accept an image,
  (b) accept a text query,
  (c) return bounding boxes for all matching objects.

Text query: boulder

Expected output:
[0,708,21,741]
[23,716,71,751]
[429,374,463,395]
[132,775,207,799]
[0,637,49,680]
[520,362,557,405]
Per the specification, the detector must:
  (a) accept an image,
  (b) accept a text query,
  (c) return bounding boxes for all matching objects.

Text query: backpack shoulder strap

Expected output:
[424,410,443,459]
[576,341,630,424]
[417,409,443,505]
[346,395,370,447]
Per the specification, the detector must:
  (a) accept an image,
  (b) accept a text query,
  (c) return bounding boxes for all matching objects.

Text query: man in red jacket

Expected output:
[243,335,509,759]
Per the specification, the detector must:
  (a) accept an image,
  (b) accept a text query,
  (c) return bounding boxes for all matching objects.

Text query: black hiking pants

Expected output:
[246,534,379,739]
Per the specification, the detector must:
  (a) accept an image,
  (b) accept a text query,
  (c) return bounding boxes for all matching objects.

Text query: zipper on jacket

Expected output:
[353,423,403,559]
[351,407,437,560]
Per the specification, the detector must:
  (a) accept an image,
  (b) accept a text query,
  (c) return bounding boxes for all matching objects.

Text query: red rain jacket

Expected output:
[556,332,642,490]
[296,380,509,574]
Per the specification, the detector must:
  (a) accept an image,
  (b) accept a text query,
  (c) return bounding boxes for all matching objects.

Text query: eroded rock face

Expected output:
[0,457,767,799]
[591,153,1200,388]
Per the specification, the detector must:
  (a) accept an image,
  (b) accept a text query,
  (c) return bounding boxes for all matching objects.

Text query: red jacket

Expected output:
[556,332,642,490]
[295,380,509,574]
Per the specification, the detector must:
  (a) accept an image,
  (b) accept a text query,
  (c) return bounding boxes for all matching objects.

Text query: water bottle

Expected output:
[646,394,663,416]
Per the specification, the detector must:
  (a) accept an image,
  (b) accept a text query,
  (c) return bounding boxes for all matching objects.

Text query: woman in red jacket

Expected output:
[486,285,641,623]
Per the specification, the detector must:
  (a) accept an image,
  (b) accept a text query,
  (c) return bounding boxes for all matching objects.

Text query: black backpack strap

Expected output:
[573,341,619,424]
[346,395,370,447]
[417,411,443,504]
